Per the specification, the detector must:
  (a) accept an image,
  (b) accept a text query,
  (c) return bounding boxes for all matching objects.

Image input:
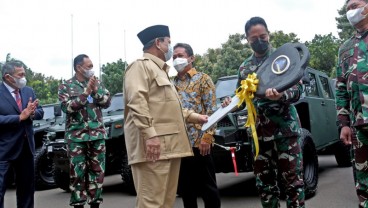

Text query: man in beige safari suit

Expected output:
[123,25,209,208]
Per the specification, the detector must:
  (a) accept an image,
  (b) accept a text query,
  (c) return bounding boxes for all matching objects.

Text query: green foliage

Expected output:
[195,33,251,83]
[0,6,356,102]
[101,59,127,95]
[336,2,355,41]
[270,31,300,48]
[195,31,301,83]
[305,33,340,76]
[2,53,61,105]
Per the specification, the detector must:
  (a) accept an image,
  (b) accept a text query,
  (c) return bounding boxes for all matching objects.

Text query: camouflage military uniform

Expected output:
[336,31,368,208]
[238,48,305,208]
[58,76,111,206]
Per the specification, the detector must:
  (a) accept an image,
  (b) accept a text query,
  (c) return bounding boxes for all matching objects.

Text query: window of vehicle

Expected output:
[305,73,319,97]
[319,76,332,99]
[215,77,238,99]
[42,105,56,120]
[102,93,124,113]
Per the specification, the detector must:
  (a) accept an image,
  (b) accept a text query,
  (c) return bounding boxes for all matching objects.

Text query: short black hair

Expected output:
[173,43,194,56]
[73,54,89,71]
[244,16,269,37]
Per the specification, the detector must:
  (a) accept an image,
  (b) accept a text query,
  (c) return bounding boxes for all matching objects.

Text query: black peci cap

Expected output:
[137,25,170,45]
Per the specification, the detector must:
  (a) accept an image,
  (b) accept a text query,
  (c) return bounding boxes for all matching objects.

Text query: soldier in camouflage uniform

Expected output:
[224,17,305,208]
[58,54,111,208]
[336,1,368,207]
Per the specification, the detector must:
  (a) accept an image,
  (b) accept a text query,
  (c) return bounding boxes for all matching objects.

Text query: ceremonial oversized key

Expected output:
[255,42,310,97]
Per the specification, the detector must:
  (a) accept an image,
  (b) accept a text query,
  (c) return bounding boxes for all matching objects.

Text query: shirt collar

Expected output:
[143,53,170,73]
[355,30,368,39]
[175,68,197,81]
[186,68,198,78]
[3,81,17,94]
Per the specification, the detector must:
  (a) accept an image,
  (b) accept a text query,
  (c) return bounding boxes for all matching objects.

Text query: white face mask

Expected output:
[165,45,173,61]
[158,42,173,62]
[173,58,188,73]
[84,69,95,78]
[11,76,27,89]
[347,4,368,26]
[81,67,95,79]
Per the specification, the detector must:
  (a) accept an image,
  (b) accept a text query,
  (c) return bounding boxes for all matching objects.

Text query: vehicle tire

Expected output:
[53,166,70,192]
[300,128,318,199]
[34,147,56,190]
[333,140,352,167]
[120,150,136,195]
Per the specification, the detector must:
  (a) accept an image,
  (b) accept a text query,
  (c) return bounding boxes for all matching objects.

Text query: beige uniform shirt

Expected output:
[124,53,199,165]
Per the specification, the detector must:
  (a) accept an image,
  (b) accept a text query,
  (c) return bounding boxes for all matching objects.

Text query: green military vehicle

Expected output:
[33,103,65,189]
[212,67,351,198]
[6,103,62,190]
[45,93,134,193]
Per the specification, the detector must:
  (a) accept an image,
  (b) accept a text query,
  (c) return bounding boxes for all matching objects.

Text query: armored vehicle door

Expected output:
[303,69,339,148]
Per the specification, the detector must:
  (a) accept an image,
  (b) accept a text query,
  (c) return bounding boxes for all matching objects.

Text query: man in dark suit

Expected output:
[0,60,44,208]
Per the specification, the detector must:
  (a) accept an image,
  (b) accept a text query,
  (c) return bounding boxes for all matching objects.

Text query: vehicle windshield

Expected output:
[42,105,56,120]
[215,77,238,99]
[102,93,124,113]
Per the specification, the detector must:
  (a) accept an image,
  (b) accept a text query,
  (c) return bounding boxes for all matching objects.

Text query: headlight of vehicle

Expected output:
[237,115,247,127]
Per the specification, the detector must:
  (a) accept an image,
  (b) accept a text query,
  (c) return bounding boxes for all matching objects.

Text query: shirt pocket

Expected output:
[154,124,180,153]
[154,77,177,101]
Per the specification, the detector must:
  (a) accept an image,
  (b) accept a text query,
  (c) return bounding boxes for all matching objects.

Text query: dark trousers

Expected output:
[354,129,368,208]
[178,148,221,208]
[0,140,34,208]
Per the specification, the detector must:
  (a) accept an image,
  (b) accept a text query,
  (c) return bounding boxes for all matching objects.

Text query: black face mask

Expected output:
[251,39,269,54]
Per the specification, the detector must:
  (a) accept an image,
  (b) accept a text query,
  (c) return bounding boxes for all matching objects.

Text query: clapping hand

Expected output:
[87,76,98,94]
[20,98,39,121]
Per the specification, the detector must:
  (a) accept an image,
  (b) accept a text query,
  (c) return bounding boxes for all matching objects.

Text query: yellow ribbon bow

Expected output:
[235,73,259,159]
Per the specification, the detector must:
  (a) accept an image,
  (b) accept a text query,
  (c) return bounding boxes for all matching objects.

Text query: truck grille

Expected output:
[217,117,234,128]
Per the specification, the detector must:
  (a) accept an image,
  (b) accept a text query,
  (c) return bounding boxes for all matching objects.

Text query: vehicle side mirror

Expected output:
[54,105,62,117]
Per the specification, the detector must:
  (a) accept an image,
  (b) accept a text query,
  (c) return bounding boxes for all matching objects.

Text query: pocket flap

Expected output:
[155,124,179,136]
[155,77,172,86]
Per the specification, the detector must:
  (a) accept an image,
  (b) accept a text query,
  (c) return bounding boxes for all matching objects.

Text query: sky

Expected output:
[0,0,346,80]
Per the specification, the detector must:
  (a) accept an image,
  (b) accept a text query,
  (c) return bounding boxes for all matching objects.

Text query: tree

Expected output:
[270,31,300,48]
[195,31,301,83]
[101,59,127,95]
[305,33,340,76]
[1,53,61,104]
[195,33,250,83]
[336,2,355,41]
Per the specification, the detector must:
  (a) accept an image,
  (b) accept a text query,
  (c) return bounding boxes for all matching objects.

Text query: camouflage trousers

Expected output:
[67,139,106,206]
[254,136,305,208]
[353,128,368,208]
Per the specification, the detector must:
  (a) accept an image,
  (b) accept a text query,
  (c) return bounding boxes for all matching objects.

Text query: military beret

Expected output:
[137,25,170,46]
